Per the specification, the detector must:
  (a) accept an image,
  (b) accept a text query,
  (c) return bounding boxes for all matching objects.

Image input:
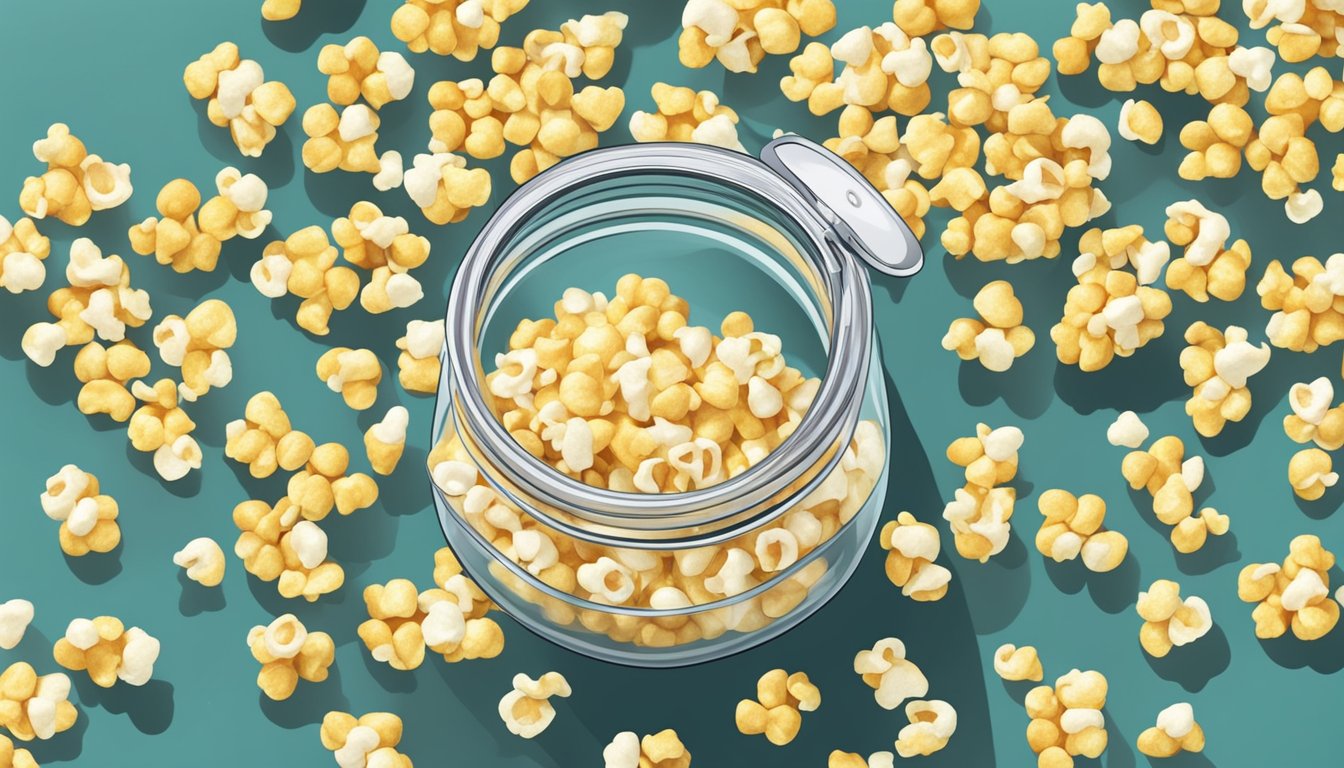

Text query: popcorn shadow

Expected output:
[1104,714,1139,768]
[25,357,81,406]
[1043,554,1139,614]
[72,676,175,736]
[177,569,227,616]
[243,575,358,646]
[259,0,367,53]
[1052,344,1186,416]
[999,677,1038,703]
[957,349,1056,420]
[223,229,271,286]
[1258,622,1344,674]
[1196,353,1310,458]
[146,258,230,298]
[222,461,290,503]
[1293,482,1344,520]
[0,292,43,361]
[124,441,202,498]
[1055,70,1116,110]
[1174,531,1240,576]
[259,664,350,729]
[375,444,433,518]
[955,531,1033,635]
[192,102,297,189]
[1142,622,1230,693]
[324,506,400,567]
[1153,752,1217,768]
[620,0,682,49]
[65,543,123,585]
[26,701,87,763]
[10,626,53,662]
[361,650,418,694]
[302,168,374,219]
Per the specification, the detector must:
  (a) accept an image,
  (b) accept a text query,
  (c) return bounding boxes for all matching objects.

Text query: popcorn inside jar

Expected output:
[426,139,919,665]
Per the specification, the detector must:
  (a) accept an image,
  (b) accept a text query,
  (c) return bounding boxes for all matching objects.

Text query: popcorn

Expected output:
[152,299,237,400]
[285,442,381,520]
[1178,104,1253,180]
[0,734,38,768]
[1257,253,1344,353]
[1136,579,1213,657]
[1179,323,1271,437]
[53,616,160,687]
[320,711,414,768]
[1285,188,1323,224]
[1245,114,1321,206]
[603,729,691,768]
[20,323,65,367]
[1121,435,1228,553]
[184,44,296,157]
[252,226,360,336]
[40,464,120,557]
[942,423,1021,562]
[682,0,836,73]
[933,32,1053,132]
[72,341,152,422]
[0,663,77,741]
[1024,668,1109,766]
[402,147,493,224]
[894,699,957,757]
[233,498,346,602]
[391,0,530,59]
[854,637,929,710]
[173,537,226,587]
[318,37,415,109]
[734,669,820,745]
[892,0,979,36]
[18,123,132,226]
[1107,410,1149,448]
[941,280,1035,371]
[825,106,933,237]
[1288,447,1338,500]
[261,0,301,20]
[992,643,1043,681]
[396,319,444,394]
[498,671,571,738]
[128,379,203,481]
[1163,199,1251,302]
[878,512,952,601]
[246,614,335,700]
[1117,98,1163,144]
[630,84,742,150]
[1334,153,1344,191]
[1284,377,1344,449]
[226,392,316,478]
[331,202,430,314]
[827,751,894,768]
[1051,250,1172,371]
[1237,534,1339,640]
[1137,702,1205,758]
[1035,489,1130,572]
[780,24,932,117]
[0,600,34,651]
[302,104,381,175]
[1245,0,1344,61]
[129,169,271,273]
[41,238,152,349]
[0,216,50,294]
[317,347,383,410]
[365,406,409,475]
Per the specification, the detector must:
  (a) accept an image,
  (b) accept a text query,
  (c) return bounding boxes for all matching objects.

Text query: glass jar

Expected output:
[428,136,922,666]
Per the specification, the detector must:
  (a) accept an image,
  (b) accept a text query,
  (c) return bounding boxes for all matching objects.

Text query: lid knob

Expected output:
[760,135,924,277]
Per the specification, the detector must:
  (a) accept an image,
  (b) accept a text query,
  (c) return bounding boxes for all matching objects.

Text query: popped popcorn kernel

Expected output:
[683,0,837,73]
[1163,199,1250,302]
[42,238,152,350]
[318,37,415,109]
[780,24,932,117]
[225,391,316,478]
[288,442,381,521]
[1137,702,1205,758]
[1237,534,1339,641]
[19,123,131,226]
[1136,579,1213,657]
[320,710,413,767]
[1179,322,1271,437]
[942,422,1020,562]
[1244,112,1321,212]
[934,31,1052,132]
[1257,253,1344,353]
[252,226,359,336]
[879,512,952,601]
[992,643,1043,681]
[1118,98,1163,144]
[735,668,820,745]
[152,299,237,401]
[1120,434,1226,553]
[1284,377,1344,450]
[402,147,492,224]
[0,734,39,768]
[1178,104,1253,180]
[1107,410,1149,448]
[72,340,151,422]
[391,0,530,59]
[892,0,979,37]
[827,750,894,768]
[0,216,50,294]
[302,103,381,174]
[173,537,226,587]
[261,0,301,20]
[1246,0,1343,62]
[854,637,929,710]
[499,671,571,738]
[317,347,383,410]
[609,728,691,768]
[397,318,444,394]
[233,498,346,602]
[40,464,120,557]
[0,600,35,651]
[247,614,335,700]
[365,406,409,475]
[53,616,160,687]
[184,43,296,157]
[1289,447,1338,500]
[942,280,1035,372]
[130,168,271,274]
[332,202,430,314]
[895,699,957,757]
[826,105,934,238]
[1024,668,1109,765]
[630,84,743,151]
[1035,489,1129,572]
[1052,246,1172,371]
[128,378,202,482]
[0,663,77,741]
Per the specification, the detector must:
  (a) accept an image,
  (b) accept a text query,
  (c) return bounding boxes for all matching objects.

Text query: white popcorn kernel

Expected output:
[117,627,161,685]
[683,0,738,47]
[577,557,635,603]
[40,464,89,521]
[1281,567,1329,612]
[973,328,1015,372]
[404,152,465,208]
[754,528,800,572]
[153,316,190,366]
[22,322,67,366]
[66,498,99,537]
[2,251,45,293]
[1181,456,1205,492]
[560,417,595,472]
[65,617,100,650]
[250,253,292,297]
[690,113,745,151]
[499,671,571,738]
[747,376,783,419]
[374,150,404,191]
[1061,114,1112,180]
[79,155,134,211]
[1096,18,1140,64]
[705,547,756,597]
[895,699,957,757]
[1107,410,1149,448]
[1156,702,1195,739]
[673,325,712,368]
[384,272,424,308]
[376,51,415,101]
[982,425,1024,462]
[1286,189,1323,224]
[513,529,559,576]
[257,613,307,659]
[421,600,466,648]
[0,598,35,650]
[603,731,641,768]
[153,434,203,481]
[1167,596,1213,646]
[334,725,381,768]
[1005,157,1065,203]
[217,59,265,119]
[338,104,378,142]
[1228,46,1275,91]
[854,637,929,711]
[1060,707,1105,734]
[490,349,538,399]
[289,520,329,570]
[1290,377,1333,424]
[403,319,445,359]
[1165,200,1230,266]
[172,537,226,587]
[1139,10,1195,60]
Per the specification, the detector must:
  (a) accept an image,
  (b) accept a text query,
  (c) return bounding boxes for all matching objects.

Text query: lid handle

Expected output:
[760,135,923,277]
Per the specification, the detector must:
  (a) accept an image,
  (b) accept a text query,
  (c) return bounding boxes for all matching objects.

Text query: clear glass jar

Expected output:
[428,137,922,666]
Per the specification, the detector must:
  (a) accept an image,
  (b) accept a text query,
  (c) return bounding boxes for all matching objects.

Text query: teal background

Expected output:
[1,0,1342,765]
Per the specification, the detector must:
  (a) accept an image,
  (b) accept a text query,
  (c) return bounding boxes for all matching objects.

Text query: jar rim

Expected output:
[442,142,874,540]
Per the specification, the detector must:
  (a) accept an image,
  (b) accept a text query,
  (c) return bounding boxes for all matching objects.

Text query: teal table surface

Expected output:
[1,0,1341,765]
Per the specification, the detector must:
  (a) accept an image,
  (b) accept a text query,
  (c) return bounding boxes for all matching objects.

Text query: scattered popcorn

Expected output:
[943,423,1021,562]
[0,600,34,651]
[225,392,316,478]
[933,32,1052,133]
[391,0,530,59]
[1178,104,1253,180]
[53,616,160,687]
[261,0,300,20]
[402,147,493,224]
[285,442,380,520]
[0,663,77,741]
[0,734,38,768]
[253,226,360,336]
[18,123,132,226]
[854,637,928,711]
[780,24,933,117]
[1137,579,1213,657]
[40,464,120,557]
[0,216,50,294]
[129,168,271,273]
[1256,253,1344,353]
[1121,435,1227,553]
[735,669,820,745]
[1285,377,1344,449]
[1107,410,1149,448]
[879,512,952,601]
[825,105,933,237]
[358,574,500,669]
[1179,323,1271,437]
[320,711,414,768]
[992,643,1043,681]
[1288,447,1339,500]
[1163,199,1251,302]
[1036,489,1129,572]
[828,750,894,768]
[498,671,571,738]
[234,498,346,602]
[316,347,383,410]
[942,280,1035,372]
[396,318,444,394]
[318,37,415,109]
[629,83,742,151]
[1137,702,1205,758]
[302,103,381,174]
[602,729,691,768]
[1245,113,1321,210]
[894,699,957,757]
[375,150,404,191]
[247,614,335,700]
[681,0,836,73]
[1244,0,1343,62]
[20,323,66,367]
[892,0,979,36]
[1075,224,1170,288]
[184,43,296,157]
[1051,246,1172,371]
[128,379,203,482]
[1238,534,1339,640]
[1024,668,1109,766]
[1117,98,1163,144]
[332,202,430,314]
[152,299,237,401]
[173,537,226,587]
[361,405,409,476]
[40,238,152,351]
[72,341,152,422]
